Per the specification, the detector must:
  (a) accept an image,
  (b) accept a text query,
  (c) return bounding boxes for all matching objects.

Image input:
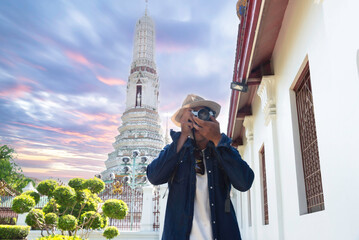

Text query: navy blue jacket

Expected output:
[147,130,254,240]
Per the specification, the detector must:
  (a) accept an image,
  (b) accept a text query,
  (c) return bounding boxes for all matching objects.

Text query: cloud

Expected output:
[96,76,126,86]
[65,50,105,70]
[0,84,32,99]
[0,0,239,181]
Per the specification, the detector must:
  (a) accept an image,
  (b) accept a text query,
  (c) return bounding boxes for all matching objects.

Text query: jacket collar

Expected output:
[170,129,194,149]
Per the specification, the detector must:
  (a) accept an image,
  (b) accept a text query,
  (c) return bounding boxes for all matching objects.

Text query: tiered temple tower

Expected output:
[101,9,163,182]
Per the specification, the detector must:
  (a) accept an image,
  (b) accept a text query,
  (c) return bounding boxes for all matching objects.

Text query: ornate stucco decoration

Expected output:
[243,115,254,143]
[257,75,276,126]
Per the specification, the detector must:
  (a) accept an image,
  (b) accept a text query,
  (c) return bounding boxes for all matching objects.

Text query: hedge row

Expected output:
[36,235,84,240]
[0,225,30,239]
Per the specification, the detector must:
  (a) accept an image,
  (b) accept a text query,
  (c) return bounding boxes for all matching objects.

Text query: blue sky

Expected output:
[0,0,239,181]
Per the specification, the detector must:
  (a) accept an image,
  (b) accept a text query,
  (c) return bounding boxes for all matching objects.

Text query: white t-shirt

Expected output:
[190,151,213,240]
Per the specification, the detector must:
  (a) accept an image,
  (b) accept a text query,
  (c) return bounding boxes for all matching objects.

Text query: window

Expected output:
[136,85,142,107]
[259,144,269,225]
[294,62,325,213]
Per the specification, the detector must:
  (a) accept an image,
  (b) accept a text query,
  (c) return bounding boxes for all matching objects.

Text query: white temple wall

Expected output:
[237,0,359,239]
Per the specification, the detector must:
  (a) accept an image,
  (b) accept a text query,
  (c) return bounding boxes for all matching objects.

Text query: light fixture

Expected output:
[231,81,248,92]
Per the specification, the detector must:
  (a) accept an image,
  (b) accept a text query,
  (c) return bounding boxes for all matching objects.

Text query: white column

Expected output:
[158,184,168,240]
[257,75,284,240]
[243,116,257,240]
[140,184,154,231]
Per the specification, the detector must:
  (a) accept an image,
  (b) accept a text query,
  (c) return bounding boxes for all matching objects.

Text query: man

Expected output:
[147,94,254,240]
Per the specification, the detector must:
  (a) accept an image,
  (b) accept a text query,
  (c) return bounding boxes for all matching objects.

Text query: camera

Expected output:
[191,107,216,121]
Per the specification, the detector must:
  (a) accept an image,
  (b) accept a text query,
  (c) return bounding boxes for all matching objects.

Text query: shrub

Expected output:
[25,209,45,228]
[22,190,41,204]
[12,195,35,214]
[102,199,128,220]
[84,177,105,194]
[53,186,76,207]
[45,213,58,225]
[103,226,119,240]
[36,235,83,240]
[42,198,59,214]
[0,225,30,239]
[36,179,58,197]
[80,211,102,230]
[101,214,109,228]
[68,178,86,191]
[58,215,77,231]
[75,189,91,203]
[0,216,17,225]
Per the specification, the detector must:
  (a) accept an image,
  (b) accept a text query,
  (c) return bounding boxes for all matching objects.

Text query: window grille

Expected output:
[294,63,325,213]
[259,145,269,225]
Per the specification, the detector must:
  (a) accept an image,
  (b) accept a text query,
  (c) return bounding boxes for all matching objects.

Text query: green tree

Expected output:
[0,145,34,192]
[11,177,128,238]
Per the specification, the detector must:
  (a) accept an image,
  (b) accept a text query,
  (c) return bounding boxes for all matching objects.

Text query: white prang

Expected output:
[101,10,163,181]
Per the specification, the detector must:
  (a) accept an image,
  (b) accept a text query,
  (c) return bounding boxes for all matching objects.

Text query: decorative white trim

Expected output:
[237,145,245,156]
[243,116,254,143]
[257,76,276,126]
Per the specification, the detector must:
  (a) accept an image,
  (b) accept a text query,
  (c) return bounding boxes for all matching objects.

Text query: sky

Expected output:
[0,0,239,182]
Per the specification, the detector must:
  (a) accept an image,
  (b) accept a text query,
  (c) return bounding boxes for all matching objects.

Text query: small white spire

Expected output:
[165,114,170,145]
[145,0,148,16]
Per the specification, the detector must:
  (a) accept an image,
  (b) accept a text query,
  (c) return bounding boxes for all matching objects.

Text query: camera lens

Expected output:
[198,108,210,121]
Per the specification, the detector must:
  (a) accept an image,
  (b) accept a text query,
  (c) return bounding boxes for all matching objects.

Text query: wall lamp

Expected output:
[231,81,248,92]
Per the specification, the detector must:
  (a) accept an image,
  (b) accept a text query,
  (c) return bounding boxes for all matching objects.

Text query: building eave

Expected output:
[227,0,289,145]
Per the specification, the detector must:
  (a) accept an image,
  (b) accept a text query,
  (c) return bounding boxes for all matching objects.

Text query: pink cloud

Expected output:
[13,122,99,140]
[65,51,92,66]
[159,101,178,112]
[96,76,126,86]
[17,76,39,85]
[12,122,116,150]
[67,111,121,124]
[0,85,32,98]
[157,42,190,53]
[0,51,46,71]
[65,51,105,69]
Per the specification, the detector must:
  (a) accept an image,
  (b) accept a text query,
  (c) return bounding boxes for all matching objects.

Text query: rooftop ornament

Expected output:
[236,0,248,23]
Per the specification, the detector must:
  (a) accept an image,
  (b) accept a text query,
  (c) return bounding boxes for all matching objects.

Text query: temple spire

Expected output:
[165,115,170,145]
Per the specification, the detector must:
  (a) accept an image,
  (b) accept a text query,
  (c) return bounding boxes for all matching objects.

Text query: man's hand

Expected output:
[179,108,194,137]
[193,116,222,146]
[177,108,194,152]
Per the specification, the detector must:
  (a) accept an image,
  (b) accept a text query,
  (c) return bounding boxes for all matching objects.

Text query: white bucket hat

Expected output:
[171,94,221,127]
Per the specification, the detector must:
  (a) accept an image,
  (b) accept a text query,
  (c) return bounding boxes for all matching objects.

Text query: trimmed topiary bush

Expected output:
[58,214,77,231]
[42,198,59,214]
[80,211,103,230]
[68,178,86,191]
[36,179,58,197]
[12,195,36,214]
[102,199,128,220]
[22,190,41,204]
[53,186,76,207]
[0,225,30,239]
[83,177,105,194]
[75,189,91,203]
[45,213,58,225]
[11,177,127,239]
[101,214,109,228]
[103,226,119,240]
[25,209,45,228]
